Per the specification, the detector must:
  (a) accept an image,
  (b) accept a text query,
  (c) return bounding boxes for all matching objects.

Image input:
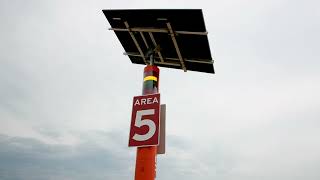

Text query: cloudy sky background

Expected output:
[1,0,320,179]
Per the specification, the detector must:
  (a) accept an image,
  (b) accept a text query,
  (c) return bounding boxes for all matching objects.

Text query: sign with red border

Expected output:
[129,93,160,147]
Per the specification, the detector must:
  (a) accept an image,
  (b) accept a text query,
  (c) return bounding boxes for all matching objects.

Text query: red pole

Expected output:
[134,65,160,180]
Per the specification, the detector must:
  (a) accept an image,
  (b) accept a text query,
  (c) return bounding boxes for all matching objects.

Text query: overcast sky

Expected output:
[1,0,320,180]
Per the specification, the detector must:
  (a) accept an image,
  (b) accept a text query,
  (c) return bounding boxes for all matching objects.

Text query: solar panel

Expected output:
[102,9,215,74]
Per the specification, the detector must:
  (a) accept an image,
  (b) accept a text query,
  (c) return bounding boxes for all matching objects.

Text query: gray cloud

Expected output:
[0,132,233,180]
[0,132,134,180]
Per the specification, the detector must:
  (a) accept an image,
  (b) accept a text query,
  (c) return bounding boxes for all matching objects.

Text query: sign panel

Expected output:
[129,93,160,147]
[157,104,166,154]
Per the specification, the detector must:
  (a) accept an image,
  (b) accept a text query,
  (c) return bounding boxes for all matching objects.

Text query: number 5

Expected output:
[132,109,156,141]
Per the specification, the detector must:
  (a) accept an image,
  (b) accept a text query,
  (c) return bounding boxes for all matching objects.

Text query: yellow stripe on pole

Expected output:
[144,76,158,82]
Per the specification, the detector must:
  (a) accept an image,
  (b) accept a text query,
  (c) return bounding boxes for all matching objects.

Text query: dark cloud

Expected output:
[0,132,235,180]
[0,133,134,180]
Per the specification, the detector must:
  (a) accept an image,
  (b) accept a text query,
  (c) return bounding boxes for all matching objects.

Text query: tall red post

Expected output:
[134,65,159,180]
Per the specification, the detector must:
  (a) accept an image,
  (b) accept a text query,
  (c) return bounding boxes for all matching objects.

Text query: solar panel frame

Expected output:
[103,9,215,74]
